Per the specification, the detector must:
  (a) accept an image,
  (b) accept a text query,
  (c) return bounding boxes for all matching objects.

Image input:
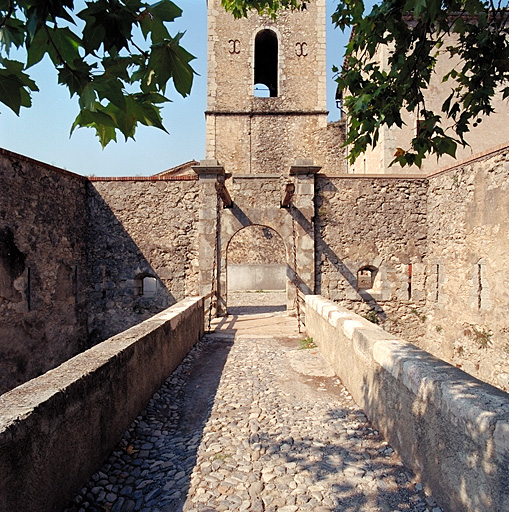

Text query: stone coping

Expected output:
[304,295,509,512]
[0,147,87,181]
[0,296,205,512]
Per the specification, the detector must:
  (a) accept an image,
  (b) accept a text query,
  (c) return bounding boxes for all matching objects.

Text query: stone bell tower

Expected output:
[205,0,327,175]
[196,1,327,316]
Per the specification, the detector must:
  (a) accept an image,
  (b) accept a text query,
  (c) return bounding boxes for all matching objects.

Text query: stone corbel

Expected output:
[192,159,226,179]
[289,158,321,176]
[193,160,233,208]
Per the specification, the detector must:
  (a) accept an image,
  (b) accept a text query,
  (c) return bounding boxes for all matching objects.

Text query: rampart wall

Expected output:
[0,150,88,395]
[0,296,205,512]
[1,147,508,393]
[424,149,509,390]
[315,175,429,340]
[305,295,509,512]
[87,179,200,342]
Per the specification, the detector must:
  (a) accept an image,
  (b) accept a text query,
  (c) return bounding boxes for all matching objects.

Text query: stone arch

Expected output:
[226,224,287,290]
[222,223,290,312]
[254,29,278,97]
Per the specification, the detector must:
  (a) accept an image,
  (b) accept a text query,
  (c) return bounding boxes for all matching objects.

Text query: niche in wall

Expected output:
[134,274,157,298]
[357,266,376,290]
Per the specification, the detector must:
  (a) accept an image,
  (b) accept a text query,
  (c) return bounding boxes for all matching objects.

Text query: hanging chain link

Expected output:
[207,193,221,333]
[290,200,302,334]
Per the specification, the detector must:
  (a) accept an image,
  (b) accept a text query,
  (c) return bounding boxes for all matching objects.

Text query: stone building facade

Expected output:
[0,3,508,395]
[205,0,344,175]
[347,31,509,175]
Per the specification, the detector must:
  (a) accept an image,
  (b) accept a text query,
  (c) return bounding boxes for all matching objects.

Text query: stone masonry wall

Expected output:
[206,0,326,113]
[315,176,429,340]
[87,180,199,343]
[227,225,286,264]
[210,116,346,176]
[423,150,509,390]
[0,150,88,395]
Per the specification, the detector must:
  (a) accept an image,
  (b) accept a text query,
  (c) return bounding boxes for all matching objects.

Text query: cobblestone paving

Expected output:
[65,323,443,512]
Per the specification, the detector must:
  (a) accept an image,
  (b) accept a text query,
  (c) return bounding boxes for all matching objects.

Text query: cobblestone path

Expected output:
[65,299,442,512]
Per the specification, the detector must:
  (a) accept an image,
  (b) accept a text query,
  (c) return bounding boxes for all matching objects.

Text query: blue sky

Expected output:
[0,1,350,177]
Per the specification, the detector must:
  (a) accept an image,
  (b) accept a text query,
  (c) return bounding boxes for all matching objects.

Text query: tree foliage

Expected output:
[224,0,509,167]
[0,0,196,147]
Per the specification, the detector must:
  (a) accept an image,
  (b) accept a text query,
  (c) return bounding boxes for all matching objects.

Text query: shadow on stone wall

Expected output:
[87,185,177,344]
[64,335,234,512]
[0,151,89,395]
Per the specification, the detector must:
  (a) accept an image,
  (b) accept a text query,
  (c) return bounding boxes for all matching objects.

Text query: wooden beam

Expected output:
[215,181,233,208]
[281,182,295,208]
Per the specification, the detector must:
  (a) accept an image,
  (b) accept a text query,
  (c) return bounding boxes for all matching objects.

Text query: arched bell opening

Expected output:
[254,29,278,98]
[225,224,287,315]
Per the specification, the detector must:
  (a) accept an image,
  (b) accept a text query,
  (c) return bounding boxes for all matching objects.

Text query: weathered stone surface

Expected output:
[422,152,509,390]
[315,175,429,341]
[0,297,204,512]
[0,149,88,395]
[87,180,199,342]
[305,295,509,512]
[63,304,431,512]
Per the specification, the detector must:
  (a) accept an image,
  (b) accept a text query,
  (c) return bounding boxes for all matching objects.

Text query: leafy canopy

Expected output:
[0,0,196,147]
[224,0,509,167]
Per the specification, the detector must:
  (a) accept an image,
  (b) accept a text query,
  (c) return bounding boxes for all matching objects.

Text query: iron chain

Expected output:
[290,200,302,334]
[207,193,221,333]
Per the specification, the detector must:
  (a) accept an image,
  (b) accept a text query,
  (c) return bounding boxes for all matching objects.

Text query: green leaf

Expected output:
[81,21,106,53]
[94,78,127,110]
[0,19,25,52]
[71,108,118,148]
[0,72,24,114]
[108,99,137,139]
[79,82,96,110]
[150,0,182,22]
[48,27,82,67]
[134,100,167,131]
[27,29,50,68]
[147,35,195,96]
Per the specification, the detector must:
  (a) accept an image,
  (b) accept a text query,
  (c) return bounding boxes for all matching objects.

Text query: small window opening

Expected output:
[143,276,157,297]
[408,263,413,300]
[477,262,482,310]
[134,274,157,298]
[357,267,374,290]
[254,29,278,97]
[27,267,31,311]
[72,265,78,297]
[254,84,271,98]
[435,264,440,302]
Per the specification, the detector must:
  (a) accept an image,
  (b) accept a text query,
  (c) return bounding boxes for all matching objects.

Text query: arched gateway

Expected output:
[195,0,327,316]
[226,224,287,293]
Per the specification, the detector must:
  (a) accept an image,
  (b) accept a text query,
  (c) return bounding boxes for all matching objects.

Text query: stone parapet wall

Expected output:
[87,180,200,343]
[424,149,509,390]
[305,295,509,512]
[0,149,89,394]
[0,296,205,512]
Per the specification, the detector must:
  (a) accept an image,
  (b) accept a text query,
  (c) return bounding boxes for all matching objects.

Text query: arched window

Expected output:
[254,29,278,97]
